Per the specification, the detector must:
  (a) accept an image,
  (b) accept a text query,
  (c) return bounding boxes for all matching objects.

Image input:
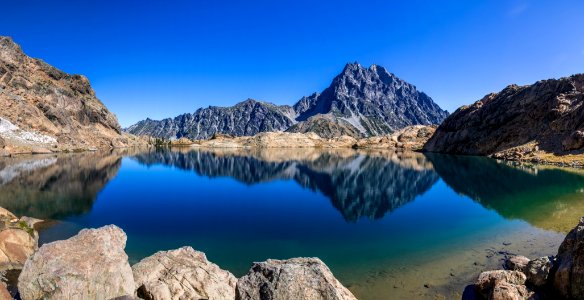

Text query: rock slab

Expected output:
[132,246,237,300]
[236,257,357,300]
[18,225,135,300]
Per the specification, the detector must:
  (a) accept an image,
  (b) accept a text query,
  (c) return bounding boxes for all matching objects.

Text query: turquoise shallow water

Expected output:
[1,148,583,299]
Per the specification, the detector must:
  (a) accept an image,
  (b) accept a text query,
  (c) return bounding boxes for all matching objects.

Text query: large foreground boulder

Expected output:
[18,225,135,300]
[554,217,584,299]
[236,257,356,300]
[132,246,237,300]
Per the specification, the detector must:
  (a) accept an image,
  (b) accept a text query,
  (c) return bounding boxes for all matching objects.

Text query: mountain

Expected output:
[126,99,296,140]
[126,63,448,139]
[424,74,584,161]
[0,36,140,154]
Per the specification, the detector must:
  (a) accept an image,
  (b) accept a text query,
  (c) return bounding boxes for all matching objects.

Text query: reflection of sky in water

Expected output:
[1,149,583,299]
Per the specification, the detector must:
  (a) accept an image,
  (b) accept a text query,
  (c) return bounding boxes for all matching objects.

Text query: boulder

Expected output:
[554,217,584,299]
[505,255,530,272]
[236,257,357,300]
[132,246,236,300]
[0,207,38,272]
[18,225,135,300]
[562,130,584,151]
[524,256,554,287]
[475,270,534,300]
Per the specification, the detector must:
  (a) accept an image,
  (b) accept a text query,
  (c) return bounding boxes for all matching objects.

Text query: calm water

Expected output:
[1,148,584,299]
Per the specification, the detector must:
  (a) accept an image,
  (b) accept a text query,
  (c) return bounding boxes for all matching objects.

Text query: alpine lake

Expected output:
[2,147,583,299]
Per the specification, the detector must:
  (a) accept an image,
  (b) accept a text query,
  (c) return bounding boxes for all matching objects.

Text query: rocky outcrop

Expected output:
[0,207,38,273]
[18,225,135,300]
[469,217,584,299]
[424,74,584,165]
[286,115,363,138]
[0,36,144,154]
[354,125,436,150]
[236,257,356,300]
[554,217,584,299]
[475,270,534,300]
[132,246,237,300]
[127,63,448,139]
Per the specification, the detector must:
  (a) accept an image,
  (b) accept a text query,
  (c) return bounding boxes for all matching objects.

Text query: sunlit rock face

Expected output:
[132,149,439,221]
[126,63,448,139]
[0,151,122,219]
[424,74,584,159]
[0,36,138,152]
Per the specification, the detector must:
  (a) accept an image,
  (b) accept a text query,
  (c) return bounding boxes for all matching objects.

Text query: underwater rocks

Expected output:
[236,257,357,300]
[470,217,584,300]
[133,246,237,300]
[18,225,135,300]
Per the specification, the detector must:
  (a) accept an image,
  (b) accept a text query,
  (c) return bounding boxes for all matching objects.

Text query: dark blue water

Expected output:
[1,149,583,299]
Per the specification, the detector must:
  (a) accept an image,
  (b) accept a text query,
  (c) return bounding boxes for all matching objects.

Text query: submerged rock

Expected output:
[475,270,533,300]
[505,255,530,272]
[554,217,584,299]
[17,225,135,300]
[236,257,357,300]
[132,246,236,300]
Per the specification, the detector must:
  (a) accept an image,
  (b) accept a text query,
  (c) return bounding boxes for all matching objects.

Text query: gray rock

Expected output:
[505,255,530,272]
[126,63,448,139]
[132,246,236,300]
[18,225,135,300]
[525,256,554,287]
[554,217,584,299]
[236,257,357,300]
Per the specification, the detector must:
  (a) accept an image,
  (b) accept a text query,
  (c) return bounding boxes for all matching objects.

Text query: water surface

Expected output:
[1,148,583,299]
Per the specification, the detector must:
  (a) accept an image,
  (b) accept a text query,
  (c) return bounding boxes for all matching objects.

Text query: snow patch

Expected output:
[0,117,57,144]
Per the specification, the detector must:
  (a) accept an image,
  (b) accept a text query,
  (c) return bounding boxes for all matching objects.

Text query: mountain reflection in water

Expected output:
[132,148,438,221]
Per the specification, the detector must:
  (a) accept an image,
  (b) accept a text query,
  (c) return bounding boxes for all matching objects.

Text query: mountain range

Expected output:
[126,63,449,139]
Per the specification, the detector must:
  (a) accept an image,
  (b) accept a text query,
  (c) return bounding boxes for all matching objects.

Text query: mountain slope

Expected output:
[0,36,138,153]
[127,63,448,139]
[424,74,584,161]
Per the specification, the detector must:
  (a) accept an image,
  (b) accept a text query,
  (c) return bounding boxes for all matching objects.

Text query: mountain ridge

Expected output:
[126,62,448,139]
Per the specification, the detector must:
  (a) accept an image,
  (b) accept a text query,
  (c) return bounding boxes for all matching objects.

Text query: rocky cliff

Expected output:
[127,63,448,139]
[0,36,141,154]
[424,74,584,164]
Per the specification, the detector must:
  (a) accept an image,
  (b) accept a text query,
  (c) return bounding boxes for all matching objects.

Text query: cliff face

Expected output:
[424,74,584,160]
[126,63,448,139]
[0,36,137,153]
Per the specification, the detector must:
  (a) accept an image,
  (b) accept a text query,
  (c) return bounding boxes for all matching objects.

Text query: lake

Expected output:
[1,148,583,299]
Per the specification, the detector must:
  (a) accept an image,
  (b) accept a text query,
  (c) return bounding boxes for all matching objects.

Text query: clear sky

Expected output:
[1,1,583,127]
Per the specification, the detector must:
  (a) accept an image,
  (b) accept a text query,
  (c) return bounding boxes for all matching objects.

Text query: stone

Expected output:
[132,246,236,300]
[505,255,530,272]
[524,256,554,287]
[236,257,357,300]
[562,130,584,151]
[475,270,533,300]
[0,207,38,272]
[18,225,135,300]
[554,217,584,299]
[0,282,10,300]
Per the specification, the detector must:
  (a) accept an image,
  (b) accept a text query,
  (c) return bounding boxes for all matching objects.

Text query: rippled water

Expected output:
[1,148,584,299]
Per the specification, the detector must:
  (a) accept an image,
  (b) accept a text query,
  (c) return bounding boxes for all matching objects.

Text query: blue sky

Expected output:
[2,0,583,127]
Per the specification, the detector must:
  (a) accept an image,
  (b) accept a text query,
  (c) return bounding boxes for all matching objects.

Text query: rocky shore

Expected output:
[468,217,584,300]
[166,125,436,151]
[0,207,357,300]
